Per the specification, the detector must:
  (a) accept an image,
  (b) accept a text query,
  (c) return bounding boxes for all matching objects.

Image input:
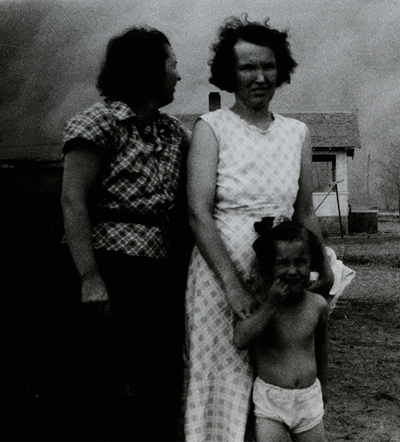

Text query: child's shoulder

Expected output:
[305,291,329,314]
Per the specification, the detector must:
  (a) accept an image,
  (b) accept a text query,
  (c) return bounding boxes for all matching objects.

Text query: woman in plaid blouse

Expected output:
[61,26,190,441]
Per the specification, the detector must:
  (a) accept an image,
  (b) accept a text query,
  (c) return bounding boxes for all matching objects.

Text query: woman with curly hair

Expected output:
[182,16,334,441]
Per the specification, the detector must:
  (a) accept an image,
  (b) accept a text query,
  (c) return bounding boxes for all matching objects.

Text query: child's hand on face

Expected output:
[266,278,289,306]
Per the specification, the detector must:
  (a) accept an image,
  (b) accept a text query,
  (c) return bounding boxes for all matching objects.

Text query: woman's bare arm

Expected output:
[61,144,109,305]
[187,119,258,318]
[292,129,334,296]
[315,302,329,404]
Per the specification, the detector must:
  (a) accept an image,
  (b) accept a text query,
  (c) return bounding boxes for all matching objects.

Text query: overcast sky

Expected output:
[1,0,400,205]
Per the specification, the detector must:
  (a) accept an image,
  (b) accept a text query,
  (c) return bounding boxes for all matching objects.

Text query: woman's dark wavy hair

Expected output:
[97,26,170,103]
[252,220,324,273]
[209,15,297,92]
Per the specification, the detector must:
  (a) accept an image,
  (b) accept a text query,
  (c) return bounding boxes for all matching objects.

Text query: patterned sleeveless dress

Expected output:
[183,108,309,442]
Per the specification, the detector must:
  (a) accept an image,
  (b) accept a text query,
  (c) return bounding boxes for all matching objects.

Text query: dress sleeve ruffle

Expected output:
[324,246,356,313]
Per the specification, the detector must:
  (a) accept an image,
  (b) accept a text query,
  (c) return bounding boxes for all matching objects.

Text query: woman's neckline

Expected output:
[227,107,275,133]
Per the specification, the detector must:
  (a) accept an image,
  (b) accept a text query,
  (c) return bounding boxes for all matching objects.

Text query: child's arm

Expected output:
[233,279,288,350]
[315,302,329,404]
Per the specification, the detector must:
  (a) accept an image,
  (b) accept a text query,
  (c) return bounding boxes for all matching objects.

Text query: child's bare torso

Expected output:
[255,291,326,389]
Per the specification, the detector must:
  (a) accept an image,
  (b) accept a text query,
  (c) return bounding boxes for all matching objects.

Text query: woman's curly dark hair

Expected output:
[252,220,324,273]
[209,15,297,92]
[97,26,170,104]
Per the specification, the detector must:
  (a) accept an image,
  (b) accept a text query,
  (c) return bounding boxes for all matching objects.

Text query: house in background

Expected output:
[178,105,361,237]
[286,112,361,236]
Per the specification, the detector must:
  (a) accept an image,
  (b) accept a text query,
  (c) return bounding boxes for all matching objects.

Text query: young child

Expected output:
[234,221,329,442]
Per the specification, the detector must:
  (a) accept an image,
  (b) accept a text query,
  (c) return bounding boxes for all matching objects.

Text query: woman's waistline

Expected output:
[90,206,169,227]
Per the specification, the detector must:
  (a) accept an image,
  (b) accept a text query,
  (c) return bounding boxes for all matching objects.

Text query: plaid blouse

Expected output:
[63,100,189,259]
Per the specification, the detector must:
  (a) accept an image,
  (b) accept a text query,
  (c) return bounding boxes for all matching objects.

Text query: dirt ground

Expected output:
[323,222,400,442]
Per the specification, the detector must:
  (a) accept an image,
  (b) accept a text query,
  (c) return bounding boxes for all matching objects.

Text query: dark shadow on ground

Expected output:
[0,196,148,441]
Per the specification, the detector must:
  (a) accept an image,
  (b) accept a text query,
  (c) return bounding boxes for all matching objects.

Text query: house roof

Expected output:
[282,112,360,149]
[176,111,361,149]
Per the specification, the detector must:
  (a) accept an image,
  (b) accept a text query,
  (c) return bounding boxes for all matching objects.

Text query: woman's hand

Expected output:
[233,279,285,349]
[226,284,259,319]
[308,259,334,297]
[62,144,111,318]
[81,272,110,319]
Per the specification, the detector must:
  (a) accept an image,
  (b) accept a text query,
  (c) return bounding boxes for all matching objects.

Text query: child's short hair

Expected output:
[252,220,324,272]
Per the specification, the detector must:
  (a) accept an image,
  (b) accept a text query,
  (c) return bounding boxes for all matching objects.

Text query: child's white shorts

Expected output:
[252,377,324,434]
